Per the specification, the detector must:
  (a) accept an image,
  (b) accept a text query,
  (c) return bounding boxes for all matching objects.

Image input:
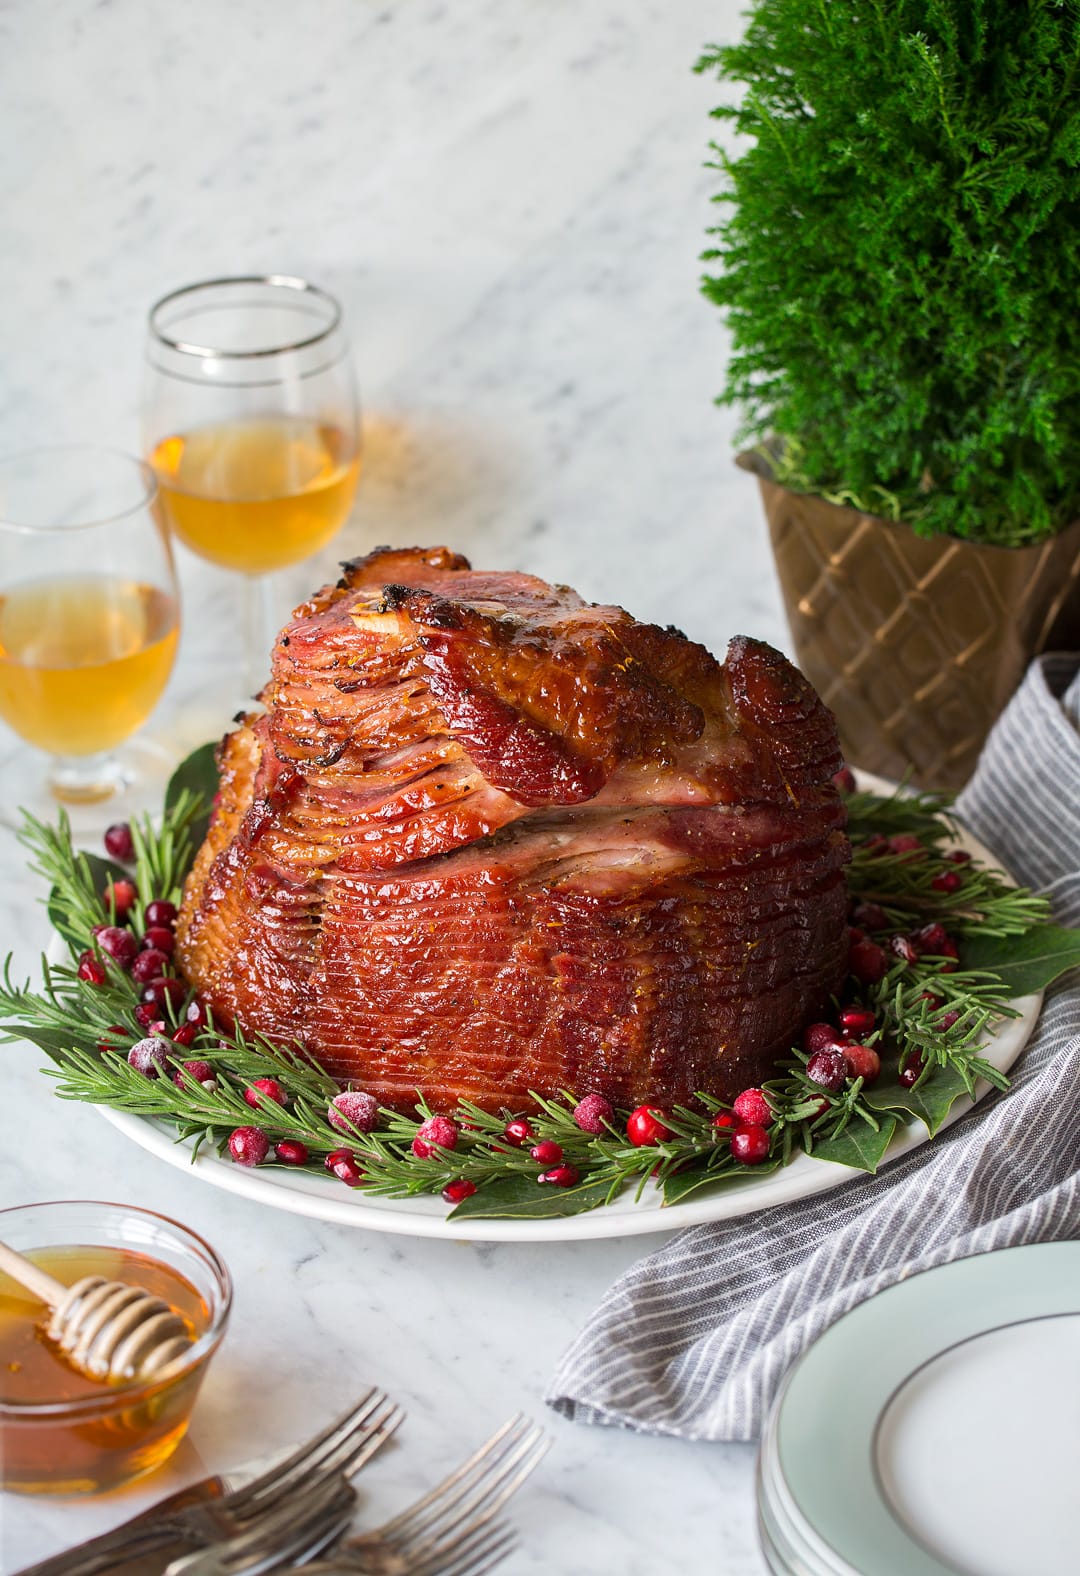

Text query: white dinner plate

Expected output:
[757,1242,1080,1575]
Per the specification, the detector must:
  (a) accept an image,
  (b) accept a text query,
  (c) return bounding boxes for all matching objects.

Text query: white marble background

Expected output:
[0,2,779,1570]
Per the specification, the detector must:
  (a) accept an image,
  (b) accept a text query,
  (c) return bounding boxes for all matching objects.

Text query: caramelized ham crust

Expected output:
[176,547,850,1109]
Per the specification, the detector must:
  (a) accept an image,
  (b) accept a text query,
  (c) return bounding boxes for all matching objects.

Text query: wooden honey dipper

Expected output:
[0,1236,193,1382]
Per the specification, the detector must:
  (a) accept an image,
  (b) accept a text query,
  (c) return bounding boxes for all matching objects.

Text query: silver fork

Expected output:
[17,1388,405,1576]
[297,1415,549,1575]
[164,1470,358,1576]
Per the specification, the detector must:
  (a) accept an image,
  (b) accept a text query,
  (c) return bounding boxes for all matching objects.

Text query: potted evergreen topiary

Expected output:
[698,0,1080,789]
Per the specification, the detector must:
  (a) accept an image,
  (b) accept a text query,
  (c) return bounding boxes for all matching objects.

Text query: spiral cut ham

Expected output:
[176,546,850,1110]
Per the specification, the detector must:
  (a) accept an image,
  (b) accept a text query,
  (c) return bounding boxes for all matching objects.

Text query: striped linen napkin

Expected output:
[546,653,1080,1442]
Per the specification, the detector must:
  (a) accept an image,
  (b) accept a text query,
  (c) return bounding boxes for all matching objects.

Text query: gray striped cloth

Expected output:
[546,654,1080,1442]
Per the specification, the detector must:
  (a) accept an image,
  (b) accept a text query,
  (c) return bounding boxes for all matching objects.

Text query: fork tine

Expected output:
[225,1390,384,1512]
[268,1395,405,1506]
[166,1473,356,1576]
[386,1422,548,1552]
[364,1413,526,1541]
[408,1522,519,1576]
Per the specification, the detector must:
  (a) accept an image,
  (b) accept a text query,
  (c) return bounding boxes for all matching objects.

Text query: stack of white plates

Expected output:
[756,1242,1080,1576]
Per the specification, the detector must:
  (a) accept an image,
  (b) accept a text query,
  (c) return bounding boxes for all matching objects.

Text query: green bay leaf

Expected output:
[863,1066,971,1137]
[810,1113,898,1171]
[662,1157,781,1205]
[165,740,219,853]
[447,1172,614,1220]
[961,924,1080,997]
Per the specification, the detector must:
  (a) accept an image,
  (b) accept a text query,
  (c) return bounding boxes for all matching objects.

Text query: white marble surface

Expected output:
[0,2,778,1570]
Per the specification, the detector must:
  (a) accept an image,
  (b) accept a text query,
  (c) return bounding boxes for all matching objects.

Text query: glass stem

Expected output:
[241,574,276,703]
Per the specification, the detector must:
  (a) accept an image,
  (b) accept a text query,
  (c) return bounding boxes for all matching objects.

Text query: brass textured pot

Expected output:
[739,451,1080,789]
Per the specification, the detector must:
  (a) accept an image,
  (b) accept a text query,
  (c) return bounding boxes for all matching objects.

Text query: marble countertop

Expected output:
[0,3,778,1570]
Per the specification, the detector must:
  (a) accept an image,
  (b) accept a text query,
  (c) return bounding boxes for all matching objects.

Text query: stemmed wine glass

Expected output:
[0,445,180,818]
[142,276,361,701]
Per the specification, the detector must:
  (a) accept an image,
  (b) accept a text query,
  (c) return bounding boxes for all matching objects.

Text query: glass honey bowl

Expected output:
[0,1200,231,1494]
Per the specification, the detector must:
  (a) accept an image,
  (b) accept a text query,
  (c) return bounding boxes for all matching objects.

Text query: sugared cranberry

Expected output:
[412,1116,459,1158]
[77,950,107,985]
[626,1106,673,1146]
[245,1077,286,1109]
[134,1003,162,1029]
[329,1090,379,1134]
[141,976,185,1013]
[171,1022,197,1047]
[889,935,919,966]
[945,849,972,865]
[103,878,138,920]
[175,1059,216,1089]
[844,1044,881,1084]
[731,1126,770,1165]
[538,1164,580,1187]
[803,1022,842,1054]
[141,925,175,956]
[712,1111,736,1132]
[839,1006,876,1038]
[851,901,889,932]
[849,938,888,984]
[530,1139,563,1165]
[912,922,950,955]
[128,1037,169,1079]
[832,767,856,794]
[502,1118,533,1147]
[889,834,925,858]
[326,1149,364,1186]
[573,1094,614,1134]
[185,1000,208,1028]
[96,925,138,968]
[228,1126,269,1167]
[96,1025,128,1054]
[132,947,170,984]
[103,822,134,863]
[442,1178,477,1204]
[733,1088,772,1128]
[931,870,963,895]
[275,1139,309,1166]
[938,1010,960,1031]
[145,899,177,929]
[898,1053,926,1089]
[806,1048,849,1093]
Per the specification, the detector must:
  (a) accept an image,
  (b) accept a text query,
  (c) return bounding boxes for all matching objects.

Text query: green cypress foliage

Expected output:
[698,1,1080,545]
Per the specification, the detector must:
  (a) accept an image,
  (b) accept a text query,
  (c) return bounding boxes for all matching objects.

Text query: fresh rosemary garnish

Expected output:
[2,756,1079,1221]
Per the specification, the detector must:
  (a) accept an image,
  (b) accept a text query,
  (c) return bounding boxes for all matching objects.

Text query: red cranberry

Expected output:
[626,1106,673,1146]
[103,822,134,863]
[849,938,888,984]
[141,926,175,956]
[275,1139,309,1166]
[326,1149,364,1186]
[898,1053,927,1089]
[103,878,138,920]
[712,1111,736,1131]
[132,947,170,983]
[95,925,138,968]
[844,1044,881,1084]
[731,1126,770,1165]
[931,870,963,895]
[96,1025,128,1054]
[502,1118,533,1147]
[538,1164,581,1187]
[889,935,919,966]
[127,1038,169,1079]
[329,1090,379,1134]
[806,1048,849,1093]
[945,849,972,865]
[851,901,889,932]
[848,925,866,944]
[442,1178,477,1204]
[141,976,186,1013]
[888,834,925,857]
[145,899,178,929]
[245,1076,286,1109]
[573,1093,614,1134]
[912,922,950,955]
[175,1059,216,1089]
[185,1000,208,1028]
[839,1006,876,1038]
[228,1126,269,1167]
[530,1139,563,1165]
[921,991,945,1010]
[832,767,856,794]
[863,833,890,856]
[77,950,107,985]
[134,1002,162,1029]
[803,1021,843,1054]
[412,1116,459,1158]
[732,1088,772,1128]
[939,1010,960,1031]
[171,1022,198,1047]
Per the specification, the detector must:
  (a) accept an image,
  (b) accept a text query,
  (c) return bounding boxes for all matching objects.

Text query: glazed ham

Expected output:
[176,547,850,1110]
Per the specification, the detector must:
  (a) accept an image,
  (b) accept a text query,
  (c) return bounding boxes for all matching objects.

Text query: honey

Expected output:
[0,1243,211,1494]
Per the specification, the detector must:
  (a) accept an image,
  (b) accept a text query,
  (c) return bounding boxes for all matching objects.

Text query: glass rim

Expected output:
[148,274,343,360]
[0,444,158,536]
[0,1198,233,1418]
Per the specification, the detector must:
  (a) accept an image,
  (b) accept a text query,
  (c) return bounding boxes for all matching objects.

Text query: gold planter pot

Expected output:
[739,452,1080,789]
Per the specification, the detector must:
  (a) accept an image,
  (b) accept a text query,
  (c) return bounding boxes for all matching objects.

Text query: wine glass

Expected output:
[142,276,361,701]
[0,445,180,817]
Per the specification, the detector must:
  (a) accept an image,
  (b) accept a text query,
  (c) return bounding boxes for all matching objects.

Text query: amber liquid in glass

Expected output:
[0,1244,209,1494]
[0,575,179,756]
[150,417,360,575]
